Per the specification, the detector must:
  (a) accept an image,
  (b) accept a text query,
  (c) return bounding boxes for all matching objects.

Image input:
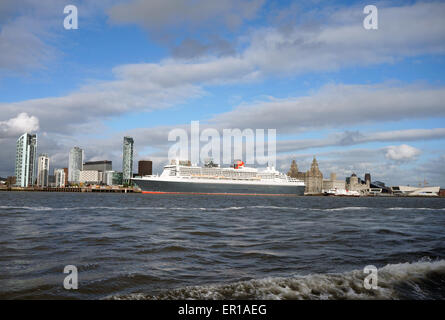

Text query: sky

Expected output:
[0,0,444,187]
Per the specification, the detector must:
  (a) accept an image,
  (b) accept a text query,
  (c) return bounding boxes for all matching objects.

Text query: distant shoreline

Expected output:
[0,186,140,193]
[0,186,443,197]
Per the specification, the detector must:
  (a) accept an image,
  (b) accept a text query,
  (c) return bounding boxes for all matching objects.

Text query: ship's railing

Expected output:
[184,174,262,181]
[179,170,257,178]
[286,177,304,183]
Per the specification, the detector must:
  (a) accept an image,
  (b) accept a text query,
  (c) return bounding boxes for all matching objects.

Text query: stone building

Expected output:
[346,173,370,193]
[286,160,305,180]
[304,157,323,194]
[322,173,346,191]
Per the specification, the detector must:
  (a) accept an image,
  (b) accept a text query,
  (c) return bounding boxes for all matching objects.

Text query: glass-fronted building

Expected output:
[122,136,134,184]
[112,171,123,185]
[15,133,37,187]
[68,147,84,184]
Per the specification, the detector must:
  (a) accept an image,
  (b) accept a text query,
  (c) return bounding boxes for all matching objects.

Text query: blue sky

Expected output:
[0,0,445,187]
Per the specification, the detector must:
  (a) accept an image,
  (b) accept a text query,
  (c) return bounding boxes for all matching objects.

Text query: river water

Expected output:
[1,192,444,299]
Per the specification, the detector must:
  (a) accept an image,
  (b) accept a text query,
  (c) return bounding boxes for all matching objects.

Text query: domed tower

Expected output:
[347,173,360,191]
[287,160,299,178]
[305,156,323,194]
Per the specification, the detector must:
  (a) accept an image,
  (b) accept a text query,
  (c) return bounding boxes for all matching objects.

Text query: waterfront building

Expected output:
[122,136,134,184]
[322,173,346,191]
[68,147,84,184]
[348,173,359,188]
[304,157,323,194]
[15,133,37,187]
[6,176,16,186]
[83,160,112,172]
[63,168,68,186]
[287,160,299,177]
[103,170,115,186]
[369,181,391,194]
[346,173,370,194]
[287,160,305,180]
[391,186,440,196]
[138,160,153,176]
[54,169,66,187]
[37,153,50,187]
[365,173,371,185]
[102,171,124,186]
[79,170,101,185]
[84,160,112,184]
[48,175,56,187]
[112,172,123,185]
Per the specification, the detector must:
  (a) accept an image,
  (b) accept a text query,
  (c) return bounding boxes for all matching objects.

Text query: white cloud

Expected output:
[212,83,445,132]
[108,0,264,58]
[108,0,264,30]
[0,14,53,74]
[385,144,421,162]
[276,128,445,153]
[3,80,445,137]
[2,2,445,135]
[110,1,445,85]
[414,154,445,187]
[244,1,445,74]
[0,113,39,138]
[107,1,445,64]
[0,0,117,75]
[0,70,204,134]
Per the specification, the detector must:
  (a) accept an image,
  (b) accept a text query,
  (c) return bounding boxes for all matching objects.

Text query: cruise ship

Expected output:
[132,160,305,196]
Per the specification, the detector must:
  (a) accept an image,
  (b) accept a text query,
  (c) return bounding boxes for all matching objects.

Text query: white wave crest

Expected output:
[387,207,445,211]
[1,205,443,213]
[108,259,445,300]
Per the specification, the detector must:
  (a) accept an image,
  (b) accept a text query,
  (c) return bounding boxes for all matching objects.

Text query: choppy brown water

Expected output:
[1,192,444,299]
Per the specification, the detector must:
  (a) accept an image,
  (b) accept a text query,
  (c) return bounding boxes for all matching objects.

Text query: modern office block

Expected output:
[138,160,152,176]
[54,168,66,187]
